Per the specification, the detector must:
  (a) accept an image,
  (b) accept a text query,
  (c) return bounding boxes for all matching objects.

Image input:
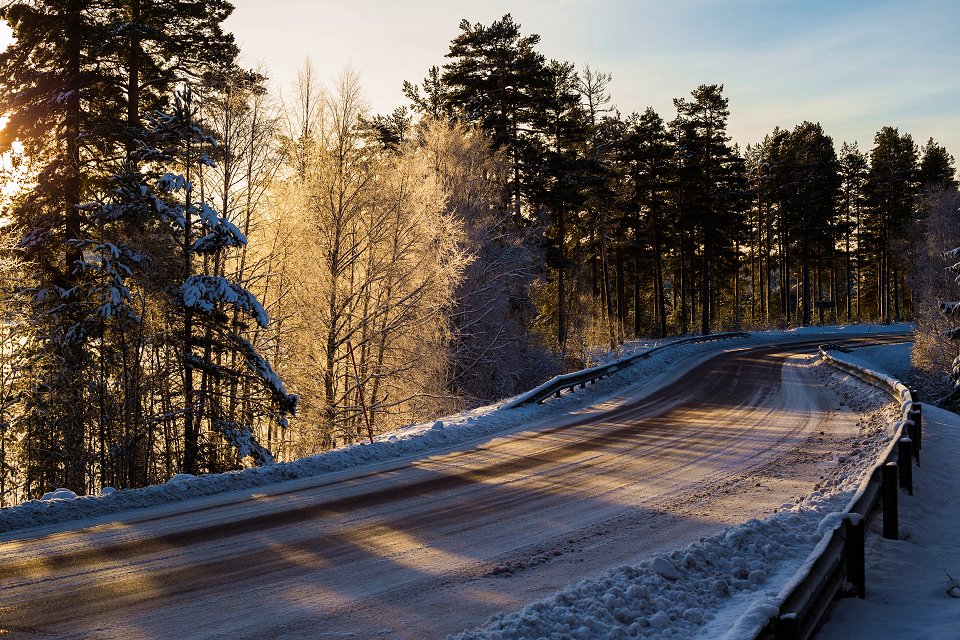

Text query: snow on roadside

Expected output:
[0,323,910,537]
[817,344,960,640]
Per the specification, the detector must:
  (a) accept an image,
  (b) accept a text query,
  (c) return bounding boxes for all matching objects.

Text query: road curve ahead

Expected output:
[0,333,907,639]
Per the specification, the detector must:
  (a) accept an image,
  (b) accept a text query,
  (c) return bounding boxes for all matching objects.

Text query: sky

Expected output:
[221,0,959,156]
[0,1,956,156]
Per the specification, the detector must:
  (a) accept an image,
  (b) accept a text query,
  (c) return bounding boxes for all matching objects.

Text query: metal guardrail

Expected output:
[503,332,751,409]
[750,346,921,640]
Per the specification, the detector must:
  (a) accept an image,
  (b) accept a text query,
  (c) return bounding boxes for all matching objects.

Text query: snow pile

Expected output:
[40,488,78,501]
[452,490,868,640]
[0,323,910,536]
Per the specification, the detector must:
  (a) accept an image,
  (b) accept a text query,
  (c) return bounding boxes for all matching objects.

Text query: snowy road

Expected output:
[0,333,907,639]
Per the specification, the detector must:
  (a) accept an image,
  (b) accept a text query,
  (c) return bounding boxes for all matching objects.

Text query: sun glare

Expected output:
[0,20,12,51]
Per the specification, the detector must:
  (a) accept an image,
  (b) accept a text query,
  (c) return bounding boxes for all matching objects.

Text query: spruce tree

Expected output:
[0,0,119,494]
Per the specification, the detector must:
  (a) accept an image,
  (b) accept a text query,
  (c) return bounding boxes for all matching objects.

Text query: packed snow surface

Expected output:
[451,332,912,640]
[0,327,920,640]
[0,323,908,537]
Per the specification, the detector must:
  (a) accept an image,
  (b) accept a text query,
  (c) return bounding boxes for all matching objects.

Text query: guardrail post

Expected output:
[882,462,898,540]
[898,438,913,496]
[906,419,920,465]
[775,613,799,640]
[845,515,866,599]
[909,404,922,450]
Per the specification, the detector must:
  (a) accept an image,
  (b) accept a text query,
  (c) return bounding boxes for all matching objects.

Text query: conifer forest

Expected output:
[0,6,955,506]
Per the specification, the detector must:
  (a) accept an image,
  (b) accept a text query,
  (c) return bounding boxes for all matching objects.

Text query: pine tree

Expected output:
[770,122,841,325]
[621,108,675,338]
[527,59,585,355]
[441,14,550,221]
[865,127,919,323]
[919,138,957,190]
[672,85,746,334]
[839,141,868,320]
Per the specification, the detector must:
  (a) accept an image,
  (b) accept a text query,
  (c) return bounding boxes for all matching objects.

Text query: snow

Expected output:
[40,488,78,501]
[0,322,922,639]
[817,344,960,640]
[0,323,908,540]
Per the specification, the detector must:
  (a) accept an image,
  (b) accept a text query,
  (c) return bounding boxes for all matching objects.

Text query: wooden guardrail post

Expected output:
[898,438,913,495]
[882,462,898,540]
[844,515,866,599]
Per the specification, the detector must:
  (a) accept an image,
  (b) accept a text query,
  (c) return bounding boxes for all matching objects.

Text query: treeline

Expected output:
[395,15,956,354]
[0,8,954,504]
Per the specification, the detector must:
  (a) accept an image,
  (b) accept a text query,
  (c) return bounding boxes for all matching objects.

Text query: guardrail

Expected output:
[504,332,751,409]
[750,346,921,640]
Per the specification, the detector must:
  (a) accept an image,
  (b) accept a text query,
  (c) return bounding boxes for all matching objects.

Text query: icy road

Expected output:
[0,333,907,639]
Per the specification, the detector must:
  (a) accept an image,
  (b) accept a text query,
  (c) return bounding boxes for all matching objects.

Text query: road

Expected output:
[0,333,906,639]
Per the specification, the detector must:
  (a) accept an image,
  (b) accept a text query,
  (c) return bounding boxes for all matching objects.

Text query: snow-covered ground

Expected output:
[818,343,960,640]
[0,323,909,537]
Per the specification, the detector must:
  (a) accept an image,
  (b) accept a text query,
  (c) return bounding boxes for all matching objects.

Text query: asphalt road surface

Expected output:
[0,333,907,639]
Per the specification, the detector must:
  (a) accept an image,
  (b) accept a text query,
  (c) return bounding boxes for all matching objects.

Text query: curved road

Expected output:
[0,333,906,639]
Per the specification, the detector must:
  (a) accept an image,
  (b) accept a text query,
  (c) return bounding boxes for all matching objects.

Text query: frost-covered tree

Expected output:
[273,68,467,449]
[915,188,960,400]
[418,117,556,406]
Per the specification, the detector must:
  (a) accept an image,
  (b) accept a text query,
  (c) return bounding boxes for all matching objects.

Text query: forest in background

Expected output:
[0,4,956,505]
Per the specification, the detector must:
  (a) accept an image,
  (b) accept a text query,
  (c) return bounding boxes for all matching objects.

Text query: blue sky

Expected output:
[223,0,958,157]
[0,1,955,157]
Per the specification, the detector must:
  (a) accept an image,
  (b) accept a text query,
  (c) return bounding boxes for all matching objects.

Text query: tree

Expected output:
[914,188,960,399]
[864,126,919,323]
[0,0,273,495]
[672,84,746,334]
[418,118,554,405]
[274,68,468,448]
[621,108,675,338]
[919,138,957,190]
[441,14,550,221]
[839,141,868,320]
[770,122,841,325]
[0,0,117,494]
